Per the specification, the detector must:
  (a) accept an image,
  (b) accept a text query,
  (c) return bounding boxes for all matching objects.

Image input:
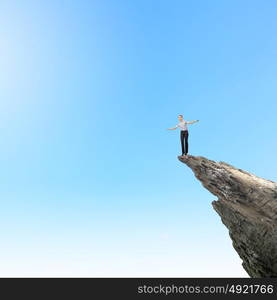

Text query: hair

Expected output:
[178,114,183,118]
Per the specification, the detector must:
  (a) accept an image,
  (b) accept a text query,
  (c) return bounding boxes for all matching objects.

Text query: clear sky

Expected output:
[0,0,276,277]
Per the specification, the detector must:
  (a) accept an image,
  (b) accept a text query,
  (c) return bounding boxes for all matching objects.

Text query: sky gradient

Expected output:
[0,0,276,277]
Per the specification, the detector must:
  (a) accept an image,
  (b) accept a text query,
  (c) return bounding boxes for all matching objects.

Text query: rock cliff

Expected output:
[178,155,277,278]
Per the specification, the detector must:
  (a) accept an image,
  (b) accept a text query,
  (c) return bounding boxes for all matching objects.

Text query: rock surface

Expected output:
[178,155,277,278]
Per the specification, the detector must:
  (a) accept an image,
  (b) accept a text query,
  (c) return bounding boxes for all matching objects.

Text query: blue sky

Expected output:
[0,0,276,276]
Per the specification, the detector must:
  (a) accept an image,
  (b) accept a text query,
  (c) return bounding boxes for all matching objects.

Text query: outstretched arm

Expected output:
[166,126,177,130]
[186,120,199,125]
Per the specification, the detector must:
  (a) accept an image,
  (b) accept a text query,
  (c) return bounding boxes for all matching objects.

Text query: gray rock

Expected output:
[178,155,277,278]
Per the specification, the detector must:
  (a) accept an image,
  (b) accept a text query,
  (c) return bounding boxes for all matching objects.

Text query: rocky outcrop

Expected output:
[178,155,277,278]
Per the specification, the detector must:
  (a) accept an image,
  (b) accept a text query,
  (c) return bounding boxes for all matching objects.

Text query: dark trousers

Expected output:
[180,130,189,155]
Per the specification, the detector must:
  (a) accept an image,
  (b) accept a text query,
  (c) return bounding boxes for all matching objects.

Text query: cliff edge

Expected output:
[178,155,277,278]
